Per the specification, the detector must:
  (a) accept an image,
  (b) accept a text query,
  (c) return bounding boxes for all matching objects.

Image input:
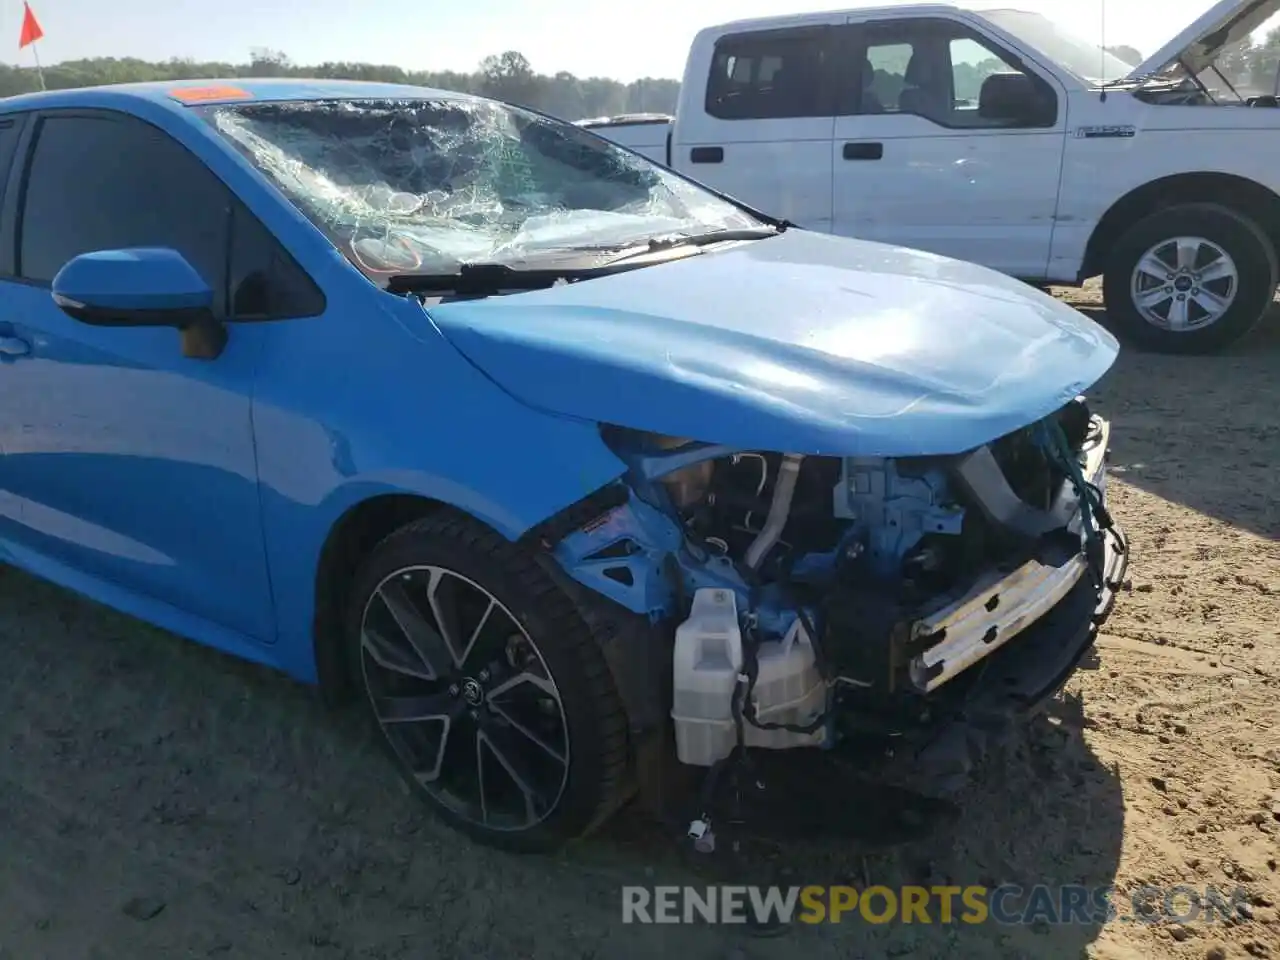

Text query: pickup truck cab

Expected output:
[581,0,1280,354]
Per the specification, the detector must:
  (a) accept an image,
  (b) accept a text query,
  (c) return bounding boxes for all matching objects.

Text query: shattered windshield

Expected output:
[203,97,760,277]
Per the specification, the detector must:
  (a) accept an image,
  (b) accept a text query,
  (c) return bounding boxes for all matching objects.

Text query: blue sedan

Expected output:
[0,78,1126,851]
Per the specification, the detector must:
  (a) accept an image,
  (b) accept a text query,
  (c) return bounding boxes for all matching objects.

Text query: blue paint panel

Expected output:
[248,292,630,682]
[0,281,277,640]
[429,229,1118,457]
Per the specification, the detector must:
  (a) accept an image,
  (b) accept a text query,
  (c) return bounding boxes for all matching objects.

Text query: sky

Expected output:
[0,0,1256,81]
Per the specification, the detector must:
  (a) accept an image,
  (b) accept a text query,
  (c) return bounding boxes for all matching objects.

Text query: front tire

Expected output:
[1102,202,1278,354]
[344,511,631,852]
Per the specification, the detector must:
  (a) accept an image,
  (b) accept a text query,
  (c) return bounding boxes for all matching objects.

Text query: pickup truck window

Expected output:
[855,20,1056,129]
[948,37,1034,123]
[706,29,829,120]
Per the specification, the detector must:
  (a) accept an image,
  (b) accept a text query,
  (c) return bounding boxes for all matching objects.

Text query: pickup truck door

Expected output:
[830,16,1068,279]
[672,24,837,232]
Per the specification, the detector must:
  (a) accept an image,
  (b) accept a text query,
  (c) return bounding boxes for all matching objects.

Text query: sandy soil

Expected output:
[0,285,1277,960]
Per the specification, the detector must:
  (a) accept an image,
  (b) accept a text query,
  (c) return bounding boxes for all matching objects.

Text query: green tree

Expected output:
[478,50,539,106]
[0,49,679,121]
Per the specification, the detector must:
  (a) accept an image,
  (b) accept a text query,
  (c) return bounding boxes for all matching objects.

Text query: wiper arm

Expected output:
[648,226,780,252]
[387,227,786,295]
[386,261,589,296]
[602,226,781,265]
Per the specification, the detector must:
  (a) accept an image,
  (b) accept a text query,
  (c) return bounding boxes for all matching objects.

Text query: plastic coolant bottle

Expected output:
[670,588,744,766]
[671,589,826,766]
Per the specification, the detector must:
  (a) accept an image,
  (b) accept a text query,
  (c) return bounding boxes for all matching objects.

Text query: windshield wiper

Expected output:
[390,227,787,295]
[601,226,782,265]
[386,261,599,296]
[387,227,786,296]
[644,226,781,252]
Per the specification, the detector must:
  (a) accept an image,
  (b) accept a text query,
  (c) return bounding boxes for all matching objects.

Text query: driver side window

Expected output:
[17,111,323,321]
[854,19,1057,129]
[948,36,1041,127]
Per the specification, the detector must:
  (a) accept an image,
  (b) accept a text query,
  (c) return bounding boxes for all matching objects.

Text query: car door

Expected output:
[830,16,1068,279]
[0,113,30,543]
[675,24,837,231]
[0,108,295,642]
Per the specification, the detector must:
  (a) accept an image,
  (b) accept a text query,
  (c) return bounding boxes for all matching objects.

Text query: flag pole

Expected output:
[31,41,45,91]
[18,2,46,91]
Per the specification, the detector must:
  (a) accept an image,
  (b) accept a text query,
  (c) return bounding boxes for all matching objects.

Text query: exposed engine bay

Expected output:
[543,396,1127,778]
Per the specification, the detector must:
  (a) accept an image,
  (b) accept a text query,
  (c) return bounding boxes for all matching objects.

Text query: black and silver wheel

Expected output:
[1103,202,1278,354]
[345,512,630,852]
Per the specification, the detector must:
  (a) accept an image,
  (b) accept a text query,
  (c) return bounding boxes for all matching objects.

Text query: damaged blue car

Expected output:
[0,79,1127,852]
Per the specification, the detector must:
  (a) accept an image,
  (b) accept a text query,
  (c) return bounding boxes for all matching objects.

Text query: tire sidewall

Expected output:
[343,517,623,852]
[1103,204,1277,354]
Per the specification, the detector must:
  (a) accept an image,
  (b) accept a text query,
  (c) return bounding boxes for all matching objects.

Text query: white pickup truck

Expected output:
[581,0,1280,354]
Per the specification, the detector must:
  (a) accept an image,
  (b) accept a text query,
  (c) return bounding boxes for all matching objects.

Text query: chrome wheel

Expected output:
[1129,235,1238,332]
[359,565,570,832]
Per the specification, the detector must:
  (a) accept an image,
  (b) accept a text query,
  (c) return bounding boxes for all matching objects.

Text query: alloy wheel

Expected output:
[358,565,570,832]
[1129,235,1239,332]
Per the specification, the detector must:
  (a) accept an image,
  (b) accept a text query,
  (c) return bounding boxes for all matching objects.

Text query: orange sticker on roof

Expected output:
[168,85,253,104]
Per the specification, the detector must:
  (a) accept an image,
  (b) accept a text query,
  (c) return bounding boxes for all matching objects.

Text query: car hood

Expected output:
[425,230,1118,457]
[1124,0,1280,81]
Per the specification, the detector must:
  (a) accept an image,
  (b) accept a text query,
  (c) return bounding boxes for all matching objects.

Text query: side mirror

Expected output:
[978,73,1054,127]
[51,248,227,360]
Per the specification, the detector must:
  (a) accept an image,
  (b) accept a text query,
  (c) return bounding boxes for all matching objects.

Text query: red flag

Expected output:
[18,3,43,50]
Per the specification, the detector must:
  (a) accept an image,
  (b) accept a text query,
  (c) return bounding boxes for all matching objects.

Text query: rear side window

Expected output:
[706,29,829,120]
[17,112,323,320]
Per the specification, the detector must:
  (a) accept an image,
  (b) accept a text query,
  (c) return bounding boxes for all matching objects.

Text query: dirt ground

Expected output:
[0,284,1277,960]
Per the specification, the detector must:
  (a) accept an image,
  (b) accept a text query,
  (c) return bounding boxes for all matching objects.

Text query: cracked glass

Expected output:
[202,97,759,278]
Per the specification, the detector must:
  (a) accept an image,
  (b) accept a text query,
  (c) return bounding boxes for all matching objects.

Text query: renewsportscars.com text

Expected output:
[621,884,1250,926]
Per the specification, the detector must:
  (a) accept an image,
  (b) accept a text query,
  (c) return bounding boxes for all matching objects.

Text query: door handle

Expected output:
[0,336,30,358]
[690,146,724,164]
[843,141,884,161]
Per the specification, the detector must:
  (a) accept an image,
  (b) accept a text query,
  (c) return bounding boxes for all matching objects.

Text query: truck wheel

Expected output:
[344,511,631,852]
[1103,202,1278,354]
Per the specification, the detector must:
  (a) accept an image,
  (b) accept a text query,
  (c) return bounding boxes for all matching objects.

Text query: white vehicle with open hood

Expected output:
[582,0,1280,354]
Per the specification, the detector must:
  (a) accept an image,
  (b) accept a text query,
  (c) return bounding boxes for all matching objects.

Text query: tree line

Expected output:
[0,28,1277,121]
[0,49,679,120]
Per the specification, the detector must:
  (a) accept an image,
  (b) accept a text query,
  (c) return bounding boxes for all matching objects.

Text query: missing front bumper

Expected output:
[886,523,1128,794]
[907,416,1114,694]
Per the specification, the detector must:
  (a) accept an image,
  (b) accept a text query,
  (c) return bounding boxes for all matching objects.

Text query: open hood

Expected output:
[425,230,1118,458]
[1125,0,1280,81]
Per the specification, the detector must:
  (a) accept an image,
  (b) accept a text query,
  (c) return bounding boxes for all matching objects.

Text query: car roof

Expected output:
[0,77,476,116]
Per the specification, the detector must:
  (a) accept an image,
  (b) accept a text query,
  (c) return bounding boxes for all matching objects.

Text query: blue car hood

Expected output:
[426,229,1118,457]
